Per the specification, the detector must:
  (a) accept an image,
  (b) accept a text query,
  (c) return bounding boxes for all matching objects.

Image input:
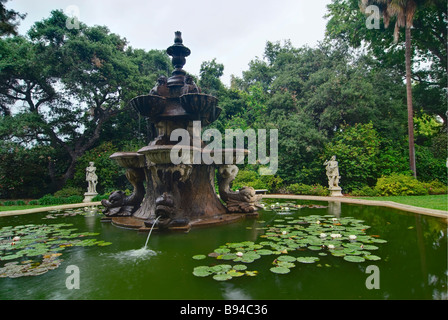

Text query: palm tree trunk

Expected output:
[405,25,416,178]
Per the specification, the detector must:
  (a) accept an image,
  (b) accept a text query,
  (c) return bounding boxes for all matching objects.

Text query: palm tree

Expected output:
[361,0,426,178]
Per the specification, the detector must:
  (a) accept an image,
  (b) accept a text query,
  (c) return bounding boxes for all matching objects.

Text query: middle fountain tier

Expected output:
[101,32,261,232]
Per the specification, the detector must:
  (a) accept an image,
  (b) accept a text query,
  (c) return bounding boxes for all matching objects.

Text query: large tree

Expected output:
[0,10,170,190]
[326,0,447,177]
[0,0,25,36]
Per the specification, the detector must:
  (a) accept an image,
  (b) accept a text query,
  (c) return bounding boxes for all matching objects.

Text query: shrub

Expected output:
[38,194,83,206]
[54,187,83,198]
[92,194,110,201]
[286,183,329,196]
[28,200,40,205]
[231,169,283,193]
[3,200,17,206]
[374,174,428,196]
[66,195,83,204]
[350,186,378,197]
[423,180,447,195]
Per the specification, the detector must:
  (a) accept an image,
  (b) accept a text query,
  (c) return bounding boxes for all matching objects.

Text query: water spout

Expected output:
[144,216,160,249]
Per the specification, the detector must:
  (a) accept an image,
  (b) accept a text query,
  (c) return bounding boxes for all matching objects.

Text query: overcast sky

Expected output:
[8,0,332,86]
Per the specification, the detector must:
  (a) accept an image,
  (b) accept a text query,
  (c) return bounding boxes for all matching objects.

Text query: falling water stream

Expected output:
[144,216,161,249]
[109,216,161,261]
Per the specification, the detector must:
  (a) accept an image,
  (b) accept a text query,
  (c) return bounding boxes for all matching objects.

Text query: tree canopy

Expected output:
[0,2,445,199]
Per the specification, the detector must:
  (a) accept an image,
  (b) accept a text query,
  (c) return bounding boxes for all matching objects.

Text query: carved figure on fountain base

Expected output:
[218,165,262,213]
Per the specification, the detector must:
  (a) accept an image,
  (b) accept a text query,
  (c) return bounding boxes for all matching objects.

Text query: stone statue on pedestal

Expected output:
[324,156,343,197]
[83,162,98,202]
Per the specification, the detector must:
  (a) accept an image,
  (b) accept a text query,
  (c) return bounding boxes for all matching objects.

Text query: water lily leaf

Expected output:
[277,261,295,268]
[296,257,319,264]
[362,245,379,251]
[277,255,296,262]
[227,270,245,277]
[192,255,207,260]
[343,255,366,263]
[245,270,258,277]
[193,266,212,277]
[220,253,237,260]
[364,255,381,261]
[255,249,273,255]
[233,264,247,271]
[270,266,290,274]
[331,251,346,257]
[213,274,232,281]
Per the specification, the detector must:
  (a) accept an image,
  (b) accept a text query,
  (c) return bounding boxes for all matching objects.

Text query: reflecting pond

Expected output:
[0,199,446,300]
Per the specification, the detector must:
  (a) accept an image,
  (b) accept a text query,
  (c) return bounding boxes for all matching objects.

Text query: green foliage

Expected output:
[231,169,283,193]
[68,142,127,194]
[350,186,379,197]
[285,183,329,196]
[0,142,53,199]
[374,174,429,196]
[2,200,17,206]
[53,187,83,198]
[415,145,447,185]
[37,194,83,205]
[422,180,447,195]
[323,122,380,191]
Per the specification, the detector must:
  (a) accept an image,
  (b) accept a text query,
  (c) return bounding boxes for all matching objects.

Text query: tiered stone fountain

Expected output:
[101,32,261,232]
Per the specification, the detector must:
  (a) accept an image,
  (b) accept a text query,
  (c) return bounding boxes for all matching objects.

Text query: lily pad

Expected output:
[296,256,320,264]
[193,266,212,277]
[192,255,207,260]
[270,266,291,274]
[233,264,247,271]
[227,270,245,277]
[277,255,296,262]
[343,255,366,263]
[276,261,295,268]
[364,255,381,261]
[213,274,232,281]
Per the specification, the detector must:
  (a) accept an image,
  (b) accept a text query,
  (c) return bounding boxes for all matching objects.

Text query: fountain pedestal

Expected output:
[101,32,260,232]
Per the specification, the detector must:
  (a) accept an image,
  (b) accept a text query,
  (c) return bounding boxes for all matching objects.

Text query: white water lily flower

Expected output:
[12,236,20,242]
[349,235,357,240]
[320,233,327,238]
[316,220,321,224]
[330,233,342,238]
[332,218,338,222]
[282,231,288,235]
[284,207,290,211]
[236,252,244,257]
[328,244,335,249]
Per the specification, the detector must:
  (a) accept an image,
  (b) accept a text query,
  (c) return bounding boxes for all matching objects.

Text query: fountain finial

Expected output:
[166,31,191,87]
[174,31,183,44]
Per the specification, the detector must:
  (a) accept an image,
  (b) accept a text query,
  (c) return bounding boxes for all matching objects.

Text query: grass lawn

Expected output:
[356,194,447,211]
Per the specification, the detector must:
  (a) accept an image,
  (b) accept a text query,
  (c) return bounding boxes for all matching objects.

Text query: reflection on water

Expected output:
[328,201,341,217]
[221,283,252,300]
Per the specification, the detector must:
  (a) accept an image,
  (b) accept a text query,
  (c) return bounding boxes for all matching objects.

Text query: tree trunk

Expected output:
[405,25,416,178]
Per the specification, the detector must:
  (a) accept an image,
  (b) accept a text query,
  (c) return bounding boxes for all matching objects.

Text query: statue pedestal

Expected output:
[329,187,343,197]
[83,192,98,203]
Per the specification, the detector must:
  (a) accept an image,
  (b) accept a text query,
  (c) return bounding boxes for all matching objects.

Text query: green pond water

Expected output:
[0,199,446,300]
